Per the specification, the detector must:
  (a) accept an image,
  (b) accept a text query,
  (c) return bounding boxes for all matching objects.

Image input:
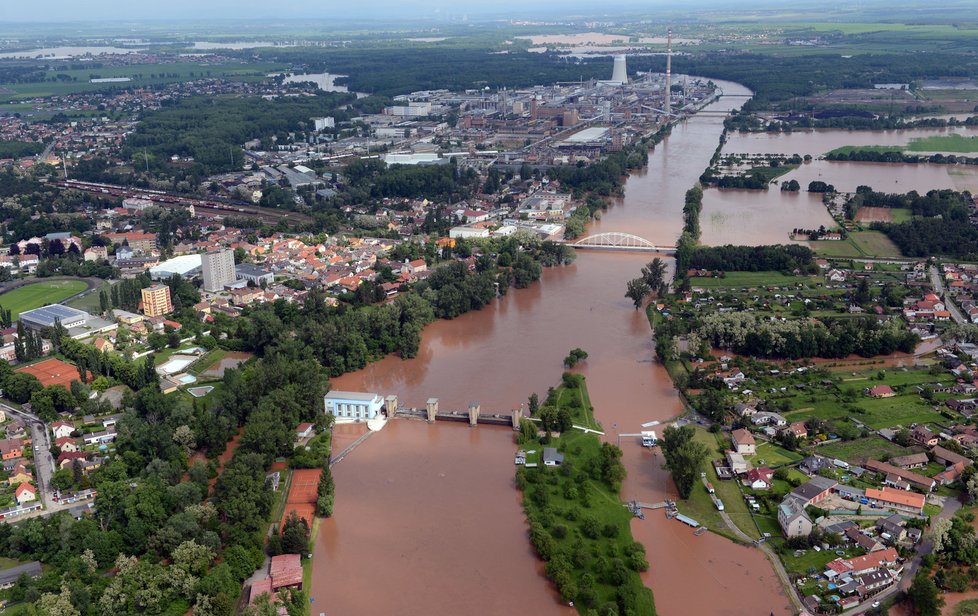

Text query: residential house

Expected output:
[0,439,23,461]
[50,421,75,439]
[912,426,939,447]
[14,483,36,504]
[751,412,787,427]
[731,429,756,455]
[784,421,808,440]
[790,476,838,507]
[778,496,813,537]
[745,467,774,490]
[81,430,116,446]
[866,385,895,398]
[56,437,79,453]
[857,570,896,596]
[825,548,899,578]
[800,455,833,475]
[6,462,31,486]
[845,527,885,553]
[876,514,907,543]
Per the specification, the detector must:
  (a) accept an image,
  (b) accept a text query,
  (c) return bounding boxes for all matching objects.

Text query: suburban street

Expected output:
[930,265,966,324]
[0,402,75,516]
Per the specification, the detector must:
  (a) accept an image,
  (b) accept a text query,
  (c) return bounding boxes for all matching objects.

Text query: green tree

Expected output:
[281,511,310,555]
[660,425,711,499]
[625,278,651,309]
[907,573,944,616]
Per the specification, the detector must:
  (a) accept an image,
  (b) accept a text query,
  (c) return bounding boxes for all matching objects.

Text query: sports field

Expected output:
[281,468,321,531]
[15,358,82,388]
[0,280,88,320]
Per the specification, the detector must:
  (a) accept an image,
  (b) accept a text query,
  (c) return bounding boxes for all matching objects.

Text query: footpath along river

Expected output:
[310,79,792,615]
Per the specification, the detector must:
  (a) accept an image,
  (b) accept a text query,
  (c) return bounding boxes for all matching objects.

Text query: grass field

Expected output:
[753,442,804,467]
[0,279,89,320]
[817,435,919,462]
[688,272,824,289]
[65,280,111,313]
[849,231,904,258]
[826,145,905,157]
[0,61,285,101]
[907,134,978,153]
[810,230,904,259]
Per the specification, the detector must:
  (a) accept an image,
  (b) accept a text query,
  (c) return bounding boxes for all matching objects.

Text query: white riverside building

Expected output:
[324,391,385,420]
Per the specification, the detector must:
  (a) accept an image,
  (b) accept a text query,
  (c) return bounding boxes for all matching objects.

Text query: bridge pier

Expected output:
[426,398,438,423]
[511,406,523,431]
[468,401,480,427]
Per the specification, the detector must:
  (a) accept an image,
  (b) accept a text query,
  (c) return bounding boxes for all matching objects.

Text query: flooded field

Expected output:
[722,125,978,157]
[699,188,835,246]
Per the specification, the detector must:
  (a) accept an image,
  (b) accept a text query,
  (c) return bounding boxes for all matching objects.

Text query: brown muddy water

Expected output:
[313,80,790,615]
[722,125,978,157]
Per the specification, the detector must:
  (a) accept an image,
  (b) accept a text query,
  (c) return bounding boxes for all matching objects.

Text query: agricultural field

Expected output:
[907,134,978,153]
[0,279,89,320]
[688,272,825,289]
[0,61,285,101]
[813,231,909,259]
[817,435,920,462]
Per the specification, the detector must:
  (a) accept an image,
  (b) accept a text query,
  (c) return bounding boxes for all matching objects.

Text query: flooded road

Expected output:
[315,79,791,615]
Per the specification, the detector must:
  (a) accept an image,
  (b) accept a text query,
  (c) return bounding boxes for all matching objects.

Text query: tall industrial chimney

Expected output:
[611,54,627,85]
[665,29,672,115]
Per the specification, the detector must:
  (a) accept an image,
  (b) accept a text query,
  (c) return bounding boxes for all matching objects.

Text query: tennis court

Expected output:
[281,468,322,531]
[16,358,82,388]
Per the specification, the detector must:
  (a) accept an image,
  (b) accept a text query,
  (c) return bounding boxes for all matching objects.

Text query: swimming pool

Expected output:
[176,374,197,384]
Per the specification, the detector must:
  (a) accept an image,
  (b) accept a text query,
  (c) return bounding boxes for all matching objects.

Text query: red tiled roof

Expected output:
[270,553,302,589]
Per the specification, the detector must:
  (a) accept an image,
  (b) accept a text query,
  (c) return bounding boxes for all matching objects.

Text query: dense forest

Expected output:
[845,187,971,219]
[676,243,816,274]
[867,189,978,258]
[826,149,978,166]
[122,93,357,175]
[696,312,919,359]
[875,218,978,259]
[0,140,44,158]
[343,158,480,204]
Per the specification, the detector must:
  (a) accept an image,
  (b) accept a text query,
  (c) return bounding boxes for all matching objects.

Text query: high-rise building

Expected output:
[141,284,173,317]
[201,249,236,292]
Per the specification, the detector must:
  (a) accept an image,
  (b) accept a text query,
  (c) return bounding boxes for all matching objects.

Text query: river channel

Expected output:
[311,79,792,615]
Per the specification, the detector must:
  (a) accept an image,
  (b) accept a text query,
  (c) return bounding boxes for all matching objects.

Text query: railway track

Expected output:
[53,179,313,224]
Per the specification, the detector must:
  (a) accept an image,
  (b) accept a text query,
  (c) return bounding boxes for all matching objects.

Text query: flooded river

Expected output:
[313,79,791,615]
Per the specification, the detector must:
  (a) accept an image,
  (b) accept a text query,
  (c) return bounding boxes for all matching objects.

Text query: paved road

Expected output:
[0,403,75,516]
[930,265,966,324]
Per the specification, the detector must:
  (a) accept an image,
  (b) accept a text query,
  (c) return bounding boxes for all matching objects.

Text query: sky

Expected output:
[0,0,672,22]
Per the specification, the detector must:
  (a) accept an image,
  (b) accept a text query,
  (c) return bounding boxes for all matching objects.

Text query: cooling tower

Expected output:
[611,54,627,85]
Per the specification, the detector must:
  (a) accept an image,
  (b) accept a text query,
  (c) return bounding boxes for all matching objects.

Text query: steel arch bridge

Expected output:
[569,232,675,253]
